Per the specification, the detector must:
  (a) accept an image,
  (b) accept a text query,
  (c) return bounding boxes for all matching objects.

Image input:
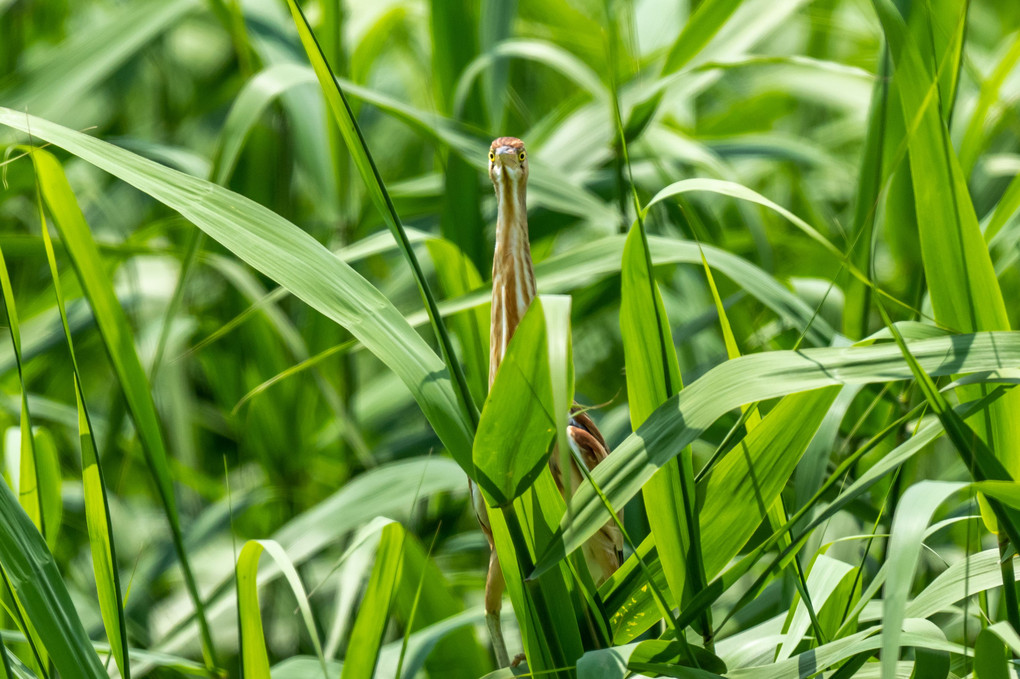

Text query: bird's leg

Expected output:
[484,549,511,667]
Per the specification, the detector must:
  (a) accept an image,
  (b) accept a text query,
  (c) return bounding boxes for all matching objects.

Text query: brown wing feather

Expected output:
[565,410,623,585]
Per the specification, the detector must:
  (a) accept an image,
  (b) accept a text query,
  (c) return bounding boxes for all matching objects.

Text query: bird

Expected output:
[473,137,623,668]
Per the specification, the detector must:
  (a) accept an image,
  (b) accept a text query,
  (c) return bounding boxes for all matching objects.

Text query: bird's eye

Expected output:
[518,151,526,162]
[489,151,495,162]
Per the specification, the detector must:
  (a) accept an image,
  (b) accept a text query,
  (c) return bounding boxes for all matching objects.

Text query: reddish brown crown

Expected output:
[490,137,525,151]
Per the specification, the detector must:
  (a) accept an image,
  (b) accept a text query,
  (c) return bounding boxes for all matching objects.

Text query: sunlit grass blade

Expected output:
[530,331,1020,579]
[235,540,328,679]
[619,221,703,627]
[34,173,130,678]
[26,147,217,669]
[0,428,105,675]
[342,522,404,679]
[872,0,1020,492]
[878,481,964,679]
[27,430,60,555]
[236,541,271,679]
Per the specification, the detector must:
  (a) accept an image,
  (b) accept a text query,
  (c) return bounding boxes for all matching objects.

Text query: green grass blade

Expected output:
[283,0,478,433]
[0,243,44,541]
[26,147,218,669]
[879,481,964,679]
[0,109,474,468]
[0,439,105,676]
[531,331,1020,578]
[873,0,1020,485]
[35,179,130,678]
[619,221,703,620]
[661,0,742,75]
[236,541,271,679]
[235,540,328,679]
[342,522,405,679]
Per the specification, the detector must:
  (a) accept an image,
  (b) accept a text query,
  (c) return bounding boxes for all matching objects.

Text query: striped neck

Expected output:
[489,174,536,387]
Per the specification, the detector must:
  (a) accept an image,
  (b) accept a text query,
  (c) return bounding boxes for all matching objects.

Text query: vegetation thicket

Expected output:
[1,0,1020,677]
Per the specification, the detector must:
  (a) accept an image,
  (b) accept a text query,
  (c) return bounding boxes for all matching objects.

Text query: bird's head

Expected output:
[488,137,528,188]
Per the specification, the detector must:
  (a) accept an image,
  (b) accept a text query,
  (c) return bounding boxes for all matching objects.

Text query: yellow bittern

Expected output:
[473,137,623,667]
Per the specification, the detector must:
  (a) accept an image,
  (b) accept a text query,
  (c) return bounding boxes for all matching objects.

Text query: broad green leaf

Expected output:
[26,147,217,668]
[532,331,1020,579]
[973,622,1020,679]
[473,300,556,505]
[700,387,838,578]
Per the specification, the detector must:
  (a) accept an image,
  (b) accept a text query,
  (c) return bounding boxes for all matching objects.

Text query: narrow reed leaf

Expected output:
[0,109,474,468]
[619,222,701,619]
[532,332,1020,579]
[235,540,328,679]
[236,541,271,679]
[36,174,130,678]
[283,0,478,432]
[873,0,1020,490]
[343,522,405,679]
[26,148,217,669]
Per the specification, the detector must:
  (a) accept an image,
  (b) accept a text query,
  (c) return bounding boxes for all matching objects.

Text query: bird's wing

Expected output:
[567,413,624,585]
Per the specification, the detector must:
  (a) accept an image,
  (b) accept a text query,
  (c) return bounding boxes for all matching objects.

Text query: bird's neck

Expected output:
[490,178,536,387]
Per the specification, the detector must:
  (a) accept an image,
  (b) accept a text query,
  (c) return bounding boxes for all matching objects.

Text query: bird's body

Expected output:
[478,137,622,667]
